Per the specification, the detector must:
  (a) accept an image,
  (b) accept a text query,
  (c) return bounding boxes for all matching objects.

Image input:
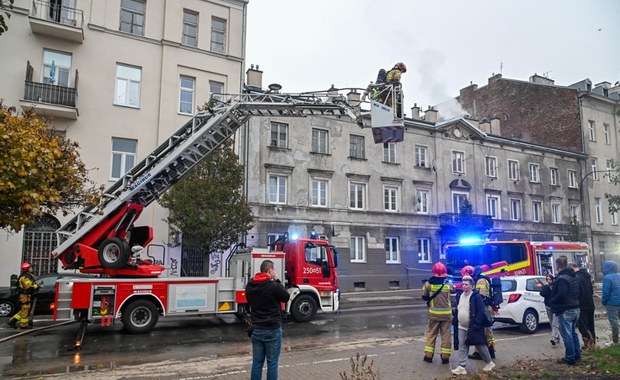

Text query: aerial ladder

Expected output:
[51,88,405,278]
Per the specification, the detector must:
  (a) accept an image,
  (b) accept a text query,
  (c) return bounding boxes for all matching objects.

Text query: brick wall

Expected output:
[457,77,582,152]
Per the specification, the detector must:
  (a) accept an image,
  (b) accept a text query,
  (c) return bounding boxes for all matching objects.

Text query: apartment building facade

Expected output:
[454,74,620,280]
[0,0,248,280]
[239,69,586,291]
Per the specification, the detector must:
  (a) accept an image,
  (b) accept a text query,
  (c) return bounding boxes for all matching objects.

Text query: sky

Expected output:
[246,0,619,115]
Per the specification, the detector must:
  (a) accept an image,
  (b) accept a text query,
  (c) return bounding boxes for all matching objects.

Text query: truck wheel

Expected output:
[520,308,538,334]
[98,237,130,269]
[122,299,159,334]
[290,294,317,323]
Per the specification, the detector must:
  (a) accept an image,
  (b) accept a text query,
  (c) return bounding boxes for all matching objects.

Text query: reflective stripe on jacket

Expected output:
[422,276,452,320]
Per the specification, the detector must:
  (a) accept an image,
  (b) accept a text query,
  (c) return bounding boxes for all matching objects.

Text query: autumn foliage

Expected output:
[0,101,96,231]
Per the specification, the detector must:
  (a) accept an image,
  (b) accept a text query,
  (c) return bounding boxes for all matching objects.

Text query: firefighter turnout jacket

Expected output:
[422,276,452,321]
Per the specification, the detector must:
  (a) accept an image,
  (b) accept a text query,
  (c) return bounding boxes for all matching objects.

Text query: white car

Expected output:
[492,275,549,333]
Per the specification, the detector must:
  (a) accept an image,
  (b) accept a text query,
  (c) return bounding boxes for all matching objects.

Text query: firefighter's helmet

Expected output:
[20,262,31,272]
[395,62,407,73]
[432,262,447,277]
[461,265,475,277]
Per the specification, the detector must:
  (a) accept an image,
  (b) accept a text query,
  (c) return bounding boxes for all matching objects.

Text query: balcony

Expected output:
[20,61,79,120]
[439,212,494,235]
[29,0,84,43]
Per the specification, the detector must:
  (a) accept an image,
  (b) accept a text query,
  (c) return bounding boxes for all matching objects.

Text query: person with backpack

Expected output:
[569,262,596,349]
[602,260,620,345]
[421,262,453,364]
[469,266,498,359]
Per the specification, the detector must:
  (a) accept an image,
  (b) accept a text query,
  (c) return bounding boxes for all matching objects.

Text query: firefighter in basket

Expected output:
[8,262,39,329]
[421,262,453,364]
[367,62,407,118]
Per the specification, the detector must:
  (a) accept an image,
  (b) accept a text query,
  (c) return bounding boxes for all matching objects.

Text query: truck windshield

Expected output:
[305,243,329,266]
[445,242,527,276]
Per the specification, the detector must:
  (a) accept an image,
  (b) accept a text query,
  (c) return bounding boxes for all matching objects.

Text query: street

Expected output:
[0,290,613,379]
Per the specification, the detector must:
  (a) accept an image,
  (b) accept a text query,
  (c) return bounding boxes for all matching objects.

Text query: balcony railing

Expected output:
[20,61,79,119]
[29,0,84,42]
[439,213,494,230]
[30,0,84,28]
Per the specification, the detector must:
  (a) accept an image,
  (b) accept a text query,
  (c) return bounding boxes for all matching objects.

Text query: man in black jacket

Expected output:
[246,260,290,380]
[549,256,582,365]
[569,262,596,349]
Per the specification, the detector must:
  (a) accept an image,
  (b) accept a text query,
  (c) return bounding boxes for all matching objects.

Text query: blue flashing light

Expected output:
[459,236,482,245]
[310,230,318,239]
[290,233,299,241]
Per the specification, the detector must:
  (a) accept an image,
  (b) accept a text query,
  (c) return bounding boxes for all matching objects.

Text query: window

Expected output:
[350,236,366,262]
[304,243,328,266]
[595,197,602,224]
[418,238,431,263]
[416,190,429,214]
[607,160,614,183]
[110,137,137,180]
[532,200,542,222]
[385,237,400,263]
[210,17,226,53]
[551,202,561,224]
[415,145,427,167]
[486,194,501,219]
[384,186,398,212]
[508,160,519,181]
[529,163,540,183]
[592,160,599,180]
[42,49,71,86]
[182,10,198,47]
[349,135,365,159]
[179,76,195,114]
[310,179,328,207]
[349,182,366,210]
[510,199,521,221]
[120,0,145,36]
[268,175,287,204]
[452,151,465,173]
[267,233,285,246]
[312,128,329,154]
[588,120,595,141]
[270,122,288,148]
[570,205,579,222]
[604,124,610,144]
[550,168,558,186]
[568,170,577,188]
[452,192,468,214]
[383,143,396,163]
[115,64,141,107]
[209,81,224,100]
[485,156,497,178]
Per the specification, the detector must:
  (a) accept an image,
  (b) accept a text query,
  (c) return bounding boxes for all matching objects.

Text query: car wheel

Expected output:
[122,299,159,334]
[520,308,539,334]
[290,294,318,323]
[0,300,16,318]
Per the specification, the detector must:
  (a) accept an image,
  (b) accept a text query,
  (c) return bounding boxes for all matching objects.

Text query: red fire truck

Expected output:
[49,88,403,346]
[444,239,590,280]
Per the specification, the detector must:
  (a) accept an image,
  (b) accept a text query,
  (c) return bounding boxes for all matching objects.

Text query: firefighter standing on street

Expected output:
[8,262,39,329]
[421,262,453,364]
[470,266,496,359]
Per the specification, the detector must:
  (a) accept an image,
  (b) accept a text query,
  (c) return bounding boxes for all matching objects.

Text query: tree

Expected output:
[0,0,14,36]
[568,215,584,242]
[0,101,97,232]
[605,159,620,214]
[158,140,254,257]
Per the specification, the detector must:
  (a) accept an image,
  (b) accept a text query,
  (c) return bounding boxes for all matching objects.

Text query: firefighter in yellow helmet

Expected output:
[7,262,39,329]
[385,62,407,118]
[421,262,453,364]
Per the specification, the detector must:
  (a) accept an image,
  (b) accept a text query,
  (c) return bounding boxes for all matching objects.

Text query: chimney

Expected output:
[529,73,555,86]
[327,84,339,98]
[424,106,438,123]
[459,82,478,98]
[479,119,491,133]
[488,73,502,85]
[246,64,263,90]
[490,118,501,135]
[410,103,420,120]
[347,90,361,106]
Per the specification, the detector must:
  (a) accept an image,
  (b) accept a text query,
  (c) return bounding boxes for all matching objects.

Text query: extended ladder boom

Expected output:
[52,91,361,272]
